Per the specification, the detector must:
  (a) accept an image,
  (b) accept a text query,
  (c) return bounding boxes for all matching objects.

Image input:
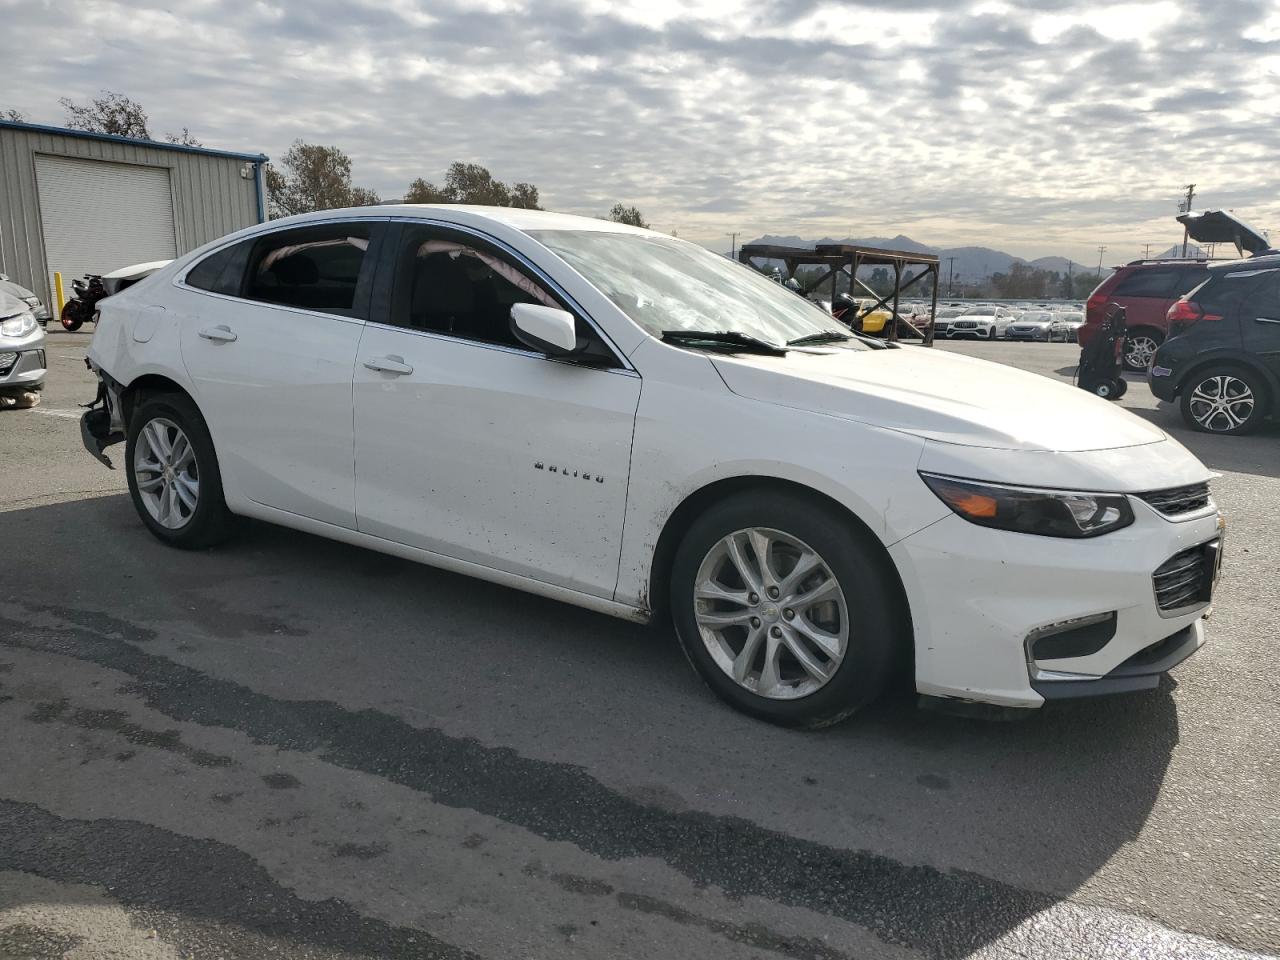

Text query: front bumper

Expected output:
[0,328,46,393]
[890,498,1222,708]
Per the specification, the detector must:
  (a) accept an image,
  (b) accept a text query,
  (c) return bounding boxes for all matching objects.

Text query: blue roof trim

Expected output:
[0,119,268,163]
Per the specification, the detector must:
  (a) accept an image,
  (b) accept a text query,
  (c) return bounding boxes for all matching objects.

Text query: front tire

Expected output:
[126,393,232,548]
[60,301,84,332]
[1180,367,1267,435]
[670,491,906,729]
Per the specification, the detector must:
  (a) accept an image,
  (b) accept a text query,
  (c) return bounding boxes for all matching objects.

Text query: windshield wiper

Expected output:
[786,331,854,346]
[660,330,788,356]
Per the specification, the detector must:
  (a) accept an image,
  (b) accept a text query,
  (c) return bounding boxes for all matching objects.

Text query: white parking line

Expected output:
[31,408,84,420]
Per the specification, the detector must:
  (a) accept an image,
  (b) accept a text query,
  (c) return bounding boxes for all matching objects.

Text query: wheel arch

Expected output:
[121,373,196,426]
[646,476,914,663]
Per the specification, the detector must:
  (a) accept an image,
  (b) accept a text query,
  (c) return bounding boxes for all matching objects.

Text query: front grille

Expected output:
[0,351,17,376]
[1152,542,1216,612]
[1139,482,1212,517]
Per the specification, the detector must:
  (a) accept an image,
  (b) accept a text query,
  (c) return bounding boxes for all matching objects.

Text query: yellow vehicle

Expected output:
[852,298,891,335]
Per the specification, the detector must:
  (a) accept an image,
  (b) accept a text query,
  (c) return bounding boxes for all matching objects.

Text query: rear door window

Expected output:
[245,224,377,317]
[1112,268,1182,298]
[1170,269,1211,297]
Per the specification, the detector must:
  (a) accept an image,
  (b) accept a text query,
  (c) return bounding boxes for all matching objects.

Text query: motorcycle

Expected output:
[60,274,107,331]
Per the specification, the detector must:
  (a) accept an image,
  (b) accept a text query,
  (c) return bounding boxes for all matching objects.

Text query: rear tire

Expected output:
[670,490,907,729]
[126,393,232,548]
[1124,330,1163,371]
[1180,366,1267,435]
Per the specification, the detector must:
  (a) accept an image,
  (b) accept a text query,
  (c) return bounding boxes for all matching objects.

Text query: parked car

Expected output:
[1055,311,1086,342]
[81,206,1221,728]
[1149,255,1280,435]
[1006,311,1056,342]
[0,290,45,408]
[947,305,1013,339]
[932,306,965,337]
[0,274,50,327]
[1081,210,1270,371]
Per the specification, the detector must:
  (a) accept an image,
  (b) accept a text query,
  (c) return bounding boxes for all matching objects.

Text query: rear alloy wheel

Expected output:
[1124,332,1162,371]
[126,394,232,547]
[1181,369,1266,435]
[671,492,903,728]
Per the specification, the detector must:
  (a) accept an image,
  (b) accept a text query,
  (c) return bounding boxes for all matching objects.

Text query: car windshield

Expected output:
[530,230,866,349]
[960,307,993,316]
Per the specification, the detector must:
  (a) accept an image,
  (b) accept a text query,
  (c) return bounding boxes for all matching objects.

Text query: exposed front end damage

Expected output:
[81,360,126,469]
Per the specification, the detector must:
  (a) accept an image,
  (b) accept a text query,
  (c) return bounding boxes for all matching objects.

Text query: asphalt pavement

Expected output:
[0,330,1276,959]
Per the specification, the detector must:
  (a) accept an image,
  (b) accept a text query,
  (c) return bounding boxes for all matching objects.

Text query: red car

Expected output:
[1078,210,1271,371]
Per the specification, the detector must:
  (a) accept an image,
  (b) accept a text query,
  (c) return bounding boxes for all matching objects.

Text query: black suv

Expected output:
[1149,255,1280,435]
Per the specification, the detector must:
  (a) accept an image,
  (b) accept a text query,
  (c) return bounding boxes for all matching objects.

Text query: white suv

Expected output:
[81,206,1222,727]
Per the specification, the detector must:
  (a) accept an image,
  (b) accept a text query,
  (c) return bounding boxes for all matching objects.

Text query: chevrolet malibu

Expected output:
[81,206,1223,728]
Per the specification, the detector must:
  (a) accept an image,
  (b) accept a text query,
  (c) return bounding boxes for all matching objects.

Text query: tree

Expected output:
[265,140,380,218]
[61,91,150,139]
[2,107,26,122]
[608,203,648,228]
[165,127,202,147]
[403,163,542,208]
[59,90,200,145]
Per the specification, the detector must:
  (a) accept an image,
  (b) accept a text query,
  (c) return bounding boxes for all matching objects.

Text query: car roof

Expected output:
[1208,253,1280,274]
[269,204,655,237]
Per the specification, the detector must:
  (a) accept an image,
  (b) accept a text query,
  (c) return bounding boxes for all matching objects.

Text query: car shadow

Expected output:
[0,494,1181,959]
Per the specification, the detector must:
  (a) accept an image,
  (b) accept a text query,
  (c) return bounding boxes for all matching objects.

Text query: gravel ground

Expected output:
[0,329,1275,960]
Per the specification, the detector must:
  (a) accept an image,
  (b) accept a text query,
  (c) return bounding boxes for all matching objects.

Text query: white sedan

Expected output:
[81,206,1222,727]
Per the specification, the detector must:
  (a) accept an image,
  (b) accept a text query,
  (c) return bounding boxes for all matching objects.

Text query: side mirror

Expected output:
[510,303,577,357]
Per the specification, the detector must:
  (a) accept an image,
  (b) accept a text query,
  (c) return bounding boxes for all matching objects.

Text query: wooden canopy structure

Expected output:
[738,241,941,344]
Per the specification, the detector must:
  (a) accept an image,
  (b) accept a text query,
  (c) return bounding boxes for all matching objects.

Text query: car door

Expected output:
[352,221,641,599]
[179,220,384,529]
[1239,270,1280,383]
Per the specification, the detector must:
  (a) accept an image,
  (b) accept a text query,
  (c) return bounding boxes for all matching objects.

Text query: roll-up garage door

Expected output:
[35,155,178,298]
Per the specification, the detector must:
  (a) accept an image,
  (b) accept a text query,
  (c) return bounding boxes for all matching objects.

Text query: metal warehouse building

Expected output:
[0,119,267,307]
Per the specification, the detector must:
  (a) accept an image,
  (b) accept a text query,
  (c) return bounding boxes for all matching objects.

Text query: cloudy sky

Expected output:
[8,0,1280,261]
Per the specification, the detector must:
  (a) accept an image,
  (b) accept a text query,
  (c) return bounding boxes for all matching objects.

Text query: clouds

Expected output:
[6,0,1279,260]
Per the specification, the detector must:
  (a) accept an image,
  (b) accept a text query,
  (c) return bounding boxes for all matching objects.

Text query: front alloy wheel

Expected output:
[1183,371,1264,435]
[670,491,904,728]
[694,528,848,700]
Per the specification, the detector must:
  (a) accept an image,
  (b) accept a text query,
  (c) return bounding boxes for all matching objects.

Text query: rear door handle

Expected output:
[198,324,237,342]
[363,355,414,375]
[1255,317,1280,324]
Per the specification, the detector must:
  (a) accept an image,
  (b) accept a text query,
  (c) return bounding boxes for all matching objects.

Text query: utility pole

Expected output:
[946,256,956,296]
[1097,245,1107,276]
[1067,260,1074,298]
[1180,184,1196,257]
[1143,243,1153,259]
[727,232,738,260]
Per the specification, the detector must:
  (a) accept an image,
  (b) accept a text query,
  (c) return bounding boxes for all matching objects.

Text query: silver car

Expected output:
[0,291,45,408]
[0,274,51,326]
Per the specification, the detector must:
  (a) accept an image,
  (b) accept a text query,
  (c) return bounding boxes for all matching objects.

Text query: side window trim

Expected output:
[378,216,634,372]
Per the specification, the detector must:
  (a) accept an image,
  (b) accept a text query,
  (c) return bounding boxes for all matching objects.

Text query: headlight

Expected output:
[919,472,1134,538]
[0,311,36,338]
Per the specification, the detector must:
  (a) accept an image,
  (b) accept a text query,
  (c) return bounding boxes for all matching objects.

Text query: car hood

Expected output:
[711,346,1168,452]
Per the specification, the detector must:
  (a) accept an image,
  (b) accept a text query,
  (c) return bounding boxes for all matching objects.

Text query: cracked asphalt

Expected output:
[0,330,1276,959]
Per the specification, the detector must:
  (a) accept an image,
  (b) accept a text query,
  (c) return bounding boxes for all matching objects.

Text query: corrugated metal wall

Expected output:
[0,125,261,305]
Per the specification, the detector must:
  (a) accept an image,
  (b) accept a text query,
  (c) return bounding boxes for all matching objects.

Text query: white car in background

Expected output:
[81,206,1222,727]
[0,290,45,407]
[947,305,1015,340]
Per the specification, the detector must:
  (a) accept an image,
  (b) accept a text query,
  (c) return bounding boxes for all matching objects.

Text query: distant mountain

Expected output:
[743,234,1092,280]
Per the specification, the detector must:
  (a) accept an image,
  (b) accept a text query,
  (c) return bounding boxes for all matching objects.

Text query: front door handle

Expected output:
[198,324,237,342]
[363,355,414,375]
[1255,317,1280,324]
